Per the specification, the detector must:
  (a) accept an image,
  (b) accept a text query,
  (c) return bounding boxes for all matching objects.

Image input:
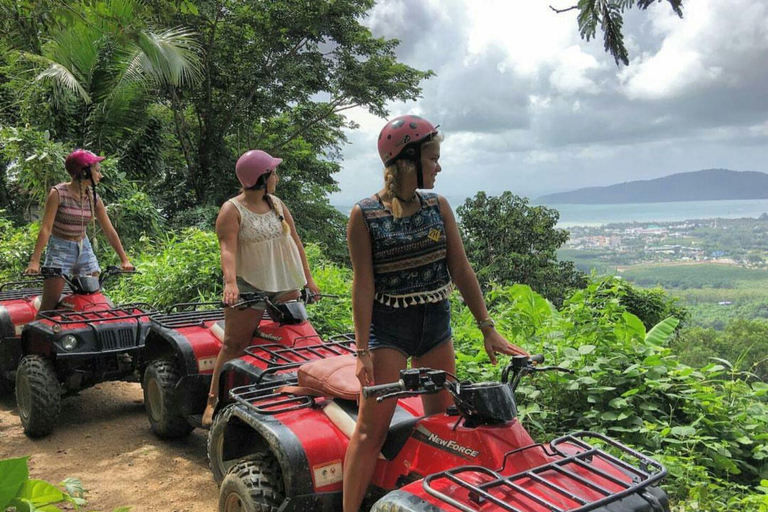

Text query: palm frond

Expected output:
[132,27,203,87]
[23,52,92,103]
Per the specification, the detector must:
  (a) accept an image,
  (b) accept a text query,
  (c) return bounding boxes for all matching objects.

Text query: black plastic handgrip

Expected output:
[362,380,404,399]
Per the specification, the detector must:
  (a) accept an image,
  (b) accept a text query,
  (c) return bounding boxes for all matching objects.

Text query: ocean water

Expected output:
[334,198,768,228]
[543,199,768,227]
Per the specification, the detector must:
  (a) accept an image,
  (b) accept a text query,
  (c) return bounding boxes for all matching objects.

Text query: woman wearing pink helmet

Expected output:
[25,149,134,314]
[343,115,527,511]
[201,149,320,427]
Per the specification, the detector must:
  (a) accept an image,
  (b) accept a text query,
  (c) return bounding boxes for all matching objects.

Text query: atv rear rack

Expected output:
[151,301,275,329]
[243,332,356,381]
[151,308,225,329]
[0,278,70,301]
[422,431,666,512]
[228,333,357,414]
[229,379,317,415]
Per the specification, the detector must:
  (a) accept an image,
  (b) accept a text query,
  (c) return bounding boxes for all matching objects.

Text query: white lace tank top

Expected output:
[228,196,306,292]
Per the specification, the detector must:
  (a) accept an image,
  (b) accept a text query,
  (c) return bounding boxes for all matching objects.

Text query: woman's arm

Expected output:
[440,195,528,363]
[347,205,376,385]
[94,197,133,270]
[216,201,240,305]
[281,202,319,296]
[26,188,60,273]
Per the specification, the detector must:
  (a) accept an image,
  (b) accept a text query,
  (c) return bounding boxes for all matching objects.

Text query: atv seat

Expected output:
[323,398,420,461]
[210,317,279,343]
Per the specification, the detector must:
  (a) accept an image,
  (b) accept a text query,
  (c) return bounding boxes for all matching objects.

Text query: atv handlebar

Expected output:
[362,355,573,403]
[40,265,137,286]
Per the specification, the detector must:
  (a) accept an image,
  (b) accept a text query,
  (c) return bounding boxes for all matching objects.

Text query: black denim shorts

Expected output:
[369,299,453,358]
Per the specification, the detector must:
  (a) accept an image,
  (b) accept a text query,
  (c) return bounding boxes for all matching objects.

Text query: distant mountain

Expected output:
[536,169,768,204]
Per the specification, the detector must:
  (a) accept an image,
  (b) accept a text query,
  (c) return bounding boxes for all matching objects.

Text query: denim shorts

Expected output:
[44,235,100,276]
[369,299,453,358]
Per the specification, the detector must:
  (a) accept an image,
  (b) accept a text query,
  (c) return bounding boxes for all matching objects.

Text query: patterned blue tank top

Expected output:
[357,192,452,307]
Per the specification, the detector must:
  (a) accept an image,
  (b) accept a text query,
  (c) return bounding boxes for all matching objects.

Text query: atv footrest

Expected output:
[422,431,666,512]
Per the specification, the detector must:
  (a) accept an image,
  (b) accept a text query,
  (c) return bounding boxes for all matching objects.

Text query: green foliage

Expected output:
[0,456,130,512]
[457,191,587,306]
[451,281,767,509]
[673,320,768,380]
[572,0,683,66]
[107,228,222,309]
[0,125,69,219]
[0,213,36,281]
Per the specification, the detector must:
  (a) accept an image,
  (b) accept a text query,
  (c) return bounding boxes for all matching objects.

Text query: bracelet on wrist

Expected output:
[356,348,370,357]
[476,317,495,330]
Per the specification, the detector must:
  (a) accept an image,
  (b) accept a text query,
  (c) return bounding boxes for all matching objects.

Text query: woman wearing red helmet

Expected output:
[343,115,527,511]
[201,149,320,427]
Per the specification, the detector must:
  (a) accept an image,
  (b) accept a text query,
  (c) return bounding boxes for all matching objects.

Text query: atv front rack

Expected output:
[38,306,153,324]
[243,332,356,381]
[422,432,666,512]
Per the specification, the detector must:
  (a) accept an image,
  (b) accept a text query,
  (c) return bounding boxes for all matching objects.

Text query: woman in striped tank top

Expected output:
[25,149,134,313]
[342,115,528,511]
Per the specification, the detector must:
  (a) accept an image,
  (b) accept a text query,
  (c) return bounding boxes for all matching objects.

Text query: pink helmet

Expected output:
[65,149,105,176]
[377,115,439,166]
[235,150,283,188]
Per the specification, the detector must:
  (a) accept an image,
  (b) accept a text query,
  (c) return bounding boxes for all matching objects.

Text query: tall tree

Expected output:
[152,0,431,260]
[457,191,586,306]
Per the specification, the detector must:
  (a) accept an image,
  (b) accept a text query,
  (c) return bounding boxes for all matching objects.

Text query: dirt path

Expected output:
[0,382,219,511]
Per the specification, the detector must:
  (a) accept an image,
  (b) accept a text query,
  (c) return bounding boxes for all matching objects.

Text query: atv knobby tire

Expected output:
[218,452,285,512]
[15,355,61,438]
[143,358,194,439]
[208,403,239,484]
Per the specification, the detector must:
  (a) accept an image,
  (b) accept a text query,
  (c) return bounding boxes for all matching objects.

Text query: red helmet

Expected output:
[377,115,439,166]
[235,150,283,188]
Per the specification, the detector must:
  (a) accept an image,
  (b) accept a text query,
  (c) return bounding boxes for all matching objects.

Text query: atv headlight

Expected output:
[60,335,78,351]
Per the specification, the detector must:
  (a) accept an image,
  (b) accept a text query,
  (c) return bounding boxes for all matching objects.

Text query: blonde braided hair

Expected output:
[383,136,443,219]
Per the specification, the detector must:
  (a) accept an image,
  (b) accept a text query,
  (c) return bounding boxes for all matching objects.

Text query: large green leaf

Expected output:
[645,316,680,346]
[0,456,30,509]
[17,479,65,506]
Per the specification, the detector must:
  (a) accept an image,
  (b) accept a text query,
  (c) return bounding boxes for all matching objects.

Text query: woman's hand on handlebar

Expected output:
[483,330,528,365]
[222,282,240,306]
[306,279,321,300]
[24,261,41,275]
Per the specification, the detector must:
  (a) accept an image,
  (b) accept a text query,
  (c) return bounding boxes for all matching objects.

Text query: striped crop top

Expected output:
[357,192,452,307]
[51,183,98,240]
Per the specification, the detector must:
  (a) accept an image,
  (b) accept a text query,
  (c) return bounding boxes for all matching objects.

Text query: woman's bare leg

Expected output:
[36,277,65,318]
[342,348,407,512]
[412,338,456,416]
[201,306,261,427]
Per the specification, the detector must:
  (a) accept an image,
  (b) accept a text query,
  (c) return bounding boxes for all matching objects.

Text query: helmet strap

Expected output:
[416,160,424,189]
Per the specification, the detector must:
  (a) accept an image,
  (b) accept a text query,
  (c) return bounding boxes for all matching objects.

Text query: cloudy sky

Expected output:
[330,0,768,206]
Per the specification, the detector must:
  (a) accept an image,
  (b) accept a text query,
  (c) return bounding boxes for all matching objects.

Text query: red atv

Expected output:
[141,290,353,458]
[215,354,669,512]
[0,275,47,394]
[11,266,151,437]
